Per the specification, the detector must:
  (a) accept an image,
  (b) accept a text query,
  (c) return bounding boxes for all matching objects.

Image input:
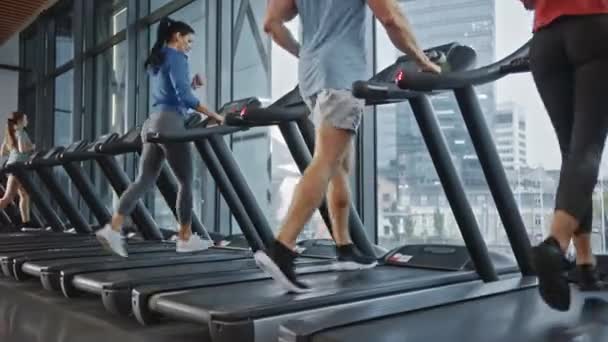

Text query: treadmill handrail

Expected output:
[397,39,531,91]
[146,125,245,143]
[26,147,65,167]
[351,80,419,105]
[97,140,141,155]
[225,106,309,127]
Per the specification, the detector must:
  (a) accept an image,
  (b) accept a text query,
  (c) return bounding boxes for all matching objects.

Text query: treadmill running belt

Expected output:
[72,257,257,293]
[151,267,472,322]
[310,288,608,342]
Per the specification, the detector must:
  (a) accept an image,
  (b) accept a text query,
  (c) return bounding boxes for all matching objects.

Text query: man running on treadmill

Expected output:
[255,0,441,293]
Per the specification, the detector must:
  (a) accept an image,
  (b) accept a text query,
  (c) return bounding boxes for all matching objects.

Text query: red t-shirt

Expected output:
[533,0,608,31]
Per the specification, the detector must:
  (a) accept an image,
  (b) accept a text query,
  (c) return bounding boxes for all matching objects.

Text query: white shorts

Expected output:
[304,89,364,134]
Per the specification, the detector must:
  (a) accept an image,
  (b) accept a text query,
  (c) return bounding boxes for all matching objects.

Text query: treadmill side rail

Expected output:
[274,276,537,342]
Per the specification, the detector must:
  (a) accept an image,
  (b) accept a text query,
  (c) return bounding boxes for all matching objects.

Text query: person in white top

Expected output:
[0,111,35,225]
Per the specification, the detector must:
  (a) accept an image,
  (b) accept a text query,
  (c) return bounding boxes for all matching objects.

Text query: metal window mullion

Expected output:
[68,0,85,213]
[216,0,233,236]
[356,10,378,243]
[124,0,140,180]
[45,16,57,149]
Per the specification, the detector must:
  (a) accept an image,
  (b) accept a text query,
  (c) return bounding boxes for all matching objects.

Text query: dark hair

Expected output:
[6,112,25,150]
[144,17,195,69]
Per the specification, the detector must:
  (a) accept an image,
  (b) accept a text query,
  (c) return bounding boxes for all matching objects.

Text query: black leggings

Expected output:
[530,14,608,234]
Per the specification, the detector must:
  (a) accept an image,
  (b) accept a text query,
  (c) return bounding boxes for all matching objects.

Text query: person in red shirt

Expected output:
[522,0,608,312]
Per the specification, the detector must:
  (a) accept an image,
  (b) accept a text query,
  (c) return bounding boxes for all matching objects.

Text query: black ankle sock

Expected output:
[336,244,355,252]
[544,236,564,251]
[273,240,297,258]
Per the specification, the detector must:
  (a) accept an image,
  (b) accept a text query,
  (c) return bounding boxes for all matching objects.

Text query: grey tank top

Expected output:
[295,0,368,97]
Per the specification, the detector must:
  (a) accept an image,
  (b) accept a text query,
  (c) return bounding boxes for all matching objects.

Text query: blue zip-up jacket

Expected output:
[149,46,200,116]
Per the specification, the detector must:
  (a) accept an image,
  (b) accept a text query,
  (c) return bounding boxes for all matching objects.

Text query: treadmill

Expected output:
[0,150,100,248]
[122,92,385,325]
[277,42,542,342]
[0,141,145,279]
[67,98,335,316]
[0,139,188,282]
[0,168,45,232]
[12,127,261,296]
[287,285,608,342]
[127,50,525,342]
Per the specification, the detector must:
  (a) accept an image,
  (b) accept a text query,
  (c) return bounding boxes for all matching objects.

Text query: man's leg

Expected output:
[276,123,354,248]
[256,122,353,293]
[328,147,352,246]
[328,145,377,270]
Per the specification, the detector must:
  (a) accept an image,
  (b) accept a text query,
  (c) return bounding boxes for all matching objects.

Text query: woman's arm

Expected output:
[0,138,8,156]
[168,53,223,123]
[16,130,34,154]
[195,103,224,124]
[168,53,201,110]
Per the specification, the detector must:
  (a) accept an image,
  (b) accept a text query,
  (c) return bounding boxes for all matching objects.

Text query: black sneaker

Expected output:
[577,264,607,291]
[532,237,571,311]
[254,240,311,294]
[334,244,378,271]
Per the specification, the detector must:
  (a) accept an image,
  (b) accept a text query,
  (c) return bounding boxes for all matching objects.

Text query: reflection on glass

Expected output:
[21,91,36,139]
[93,41,127,211]
[147,1,208,230]
[55,3,74,67]
[54,70,74,147]
[95,1,127,44]
[23,32,38,85]
[53,70,74,207]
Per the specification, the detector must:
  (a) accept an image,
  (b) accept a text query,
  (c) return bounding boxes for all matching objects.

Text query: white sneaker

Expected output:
[95,224,128,257]
[176,234,212,253]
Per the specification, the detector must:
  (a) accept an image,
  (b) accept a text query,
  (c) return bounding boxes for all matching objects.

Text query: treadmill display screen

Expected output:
[219,97,261,115]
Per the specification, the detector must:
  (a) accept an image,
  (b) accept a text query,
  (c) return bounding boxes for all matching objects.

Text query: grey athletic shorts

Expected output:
[304,89,364,133]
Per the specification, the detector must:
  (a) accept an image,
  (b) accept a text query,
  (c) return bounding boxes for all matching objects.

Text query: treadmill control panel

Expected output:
[500,56,530,74]
[384,244,472,271]
[384,244,516,272]
[218,97,261,116]
[370,43,460,85]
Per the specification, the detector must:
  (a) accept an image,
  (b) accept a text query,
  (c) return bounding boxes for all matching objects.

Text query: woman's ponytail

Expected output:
[144,17,195,71]
[144,17,174,69]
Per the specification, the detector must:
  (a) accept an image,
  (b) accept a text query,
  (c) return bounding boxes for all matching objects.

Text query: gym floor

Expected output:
[0,278,206,342]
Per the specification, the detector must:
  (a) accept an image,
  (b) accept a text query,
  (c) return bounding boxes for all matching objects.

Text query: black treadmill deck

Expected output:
[307,286,608,342]
[73,257,259,293]
[150,266,471,322]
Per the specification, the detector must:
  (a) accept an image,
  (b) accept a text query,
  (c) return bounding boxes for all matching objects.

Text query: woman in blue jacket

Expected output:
[96,17,223,256]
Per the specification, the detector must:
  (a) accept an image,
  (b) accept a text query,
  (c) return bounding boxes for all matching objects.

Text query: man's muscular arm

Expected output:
[264,0,300,58]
